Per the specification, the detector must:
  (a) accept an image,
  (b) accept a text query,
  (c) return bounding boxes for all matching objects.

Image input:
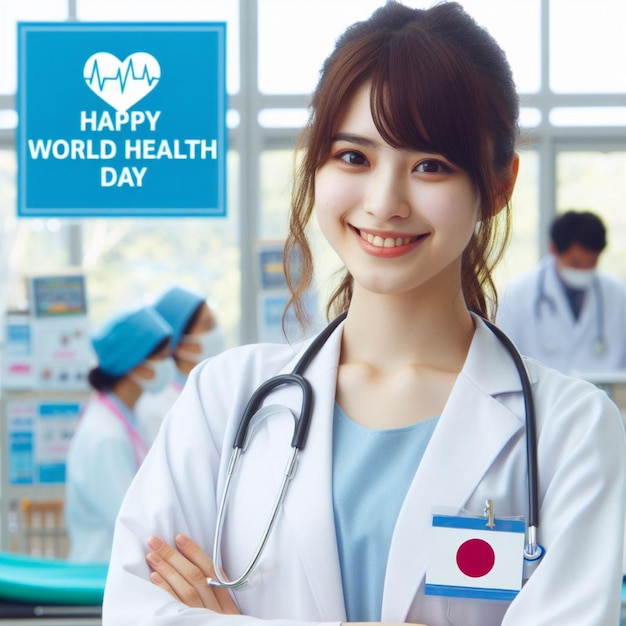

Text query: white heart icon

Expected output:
[83,52,161,113]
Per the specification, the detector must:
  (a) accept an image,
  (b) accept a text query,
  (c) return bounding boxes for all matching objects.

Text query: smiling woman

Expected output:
[287,0,519,323]
[102,3,626,626]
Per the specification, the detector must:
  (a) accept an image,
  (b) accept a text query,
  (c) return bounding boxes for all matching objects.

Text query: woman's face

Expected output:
[131,343,172,383]
[314,83,481,299]
[171,303,225,372]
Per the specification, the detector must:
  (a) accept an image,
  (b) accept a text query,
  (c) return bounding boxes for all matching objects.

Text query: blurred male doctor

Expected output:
[497,210,626,375]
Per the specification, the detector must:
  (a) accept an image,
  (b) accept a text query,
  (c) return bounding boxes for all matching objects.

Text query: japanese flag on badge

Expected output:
[425,512,526,601]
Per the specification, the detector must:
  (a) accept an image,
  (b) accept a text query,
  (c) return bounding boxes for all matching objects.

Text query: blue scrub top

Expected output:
[332,404,439,622]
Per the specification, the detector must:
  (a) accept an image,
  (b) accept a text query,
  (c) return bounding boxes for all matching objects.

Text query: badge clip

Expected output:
[484,498,496,529]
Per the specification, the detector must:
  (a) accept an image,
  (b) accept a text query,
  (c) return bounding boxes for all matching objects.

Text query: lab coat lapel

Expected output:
[263,322,346,620]
[573,276,599,338]
[546,259,596,338]
[545,261,575,331]
[381,317,527,621]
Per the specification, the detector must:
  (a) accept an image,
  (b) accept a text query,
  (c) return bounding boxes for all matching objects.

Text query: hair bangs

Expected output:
[307,34,383,169]
[370,27,483,177]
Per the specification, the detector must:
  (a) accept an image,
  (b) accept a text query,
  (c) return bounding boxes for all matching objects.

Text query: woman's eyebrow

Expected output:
[331,132,379,149]
[331,132,435,156]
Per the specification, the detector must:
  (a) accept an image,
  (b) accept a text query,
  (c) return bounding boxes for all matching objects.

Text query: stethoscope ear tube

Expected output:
[210,311,350,588]
[233,374,313,450]
[482,319,542,556]
[232,310,348,451]
[292,311,348,376]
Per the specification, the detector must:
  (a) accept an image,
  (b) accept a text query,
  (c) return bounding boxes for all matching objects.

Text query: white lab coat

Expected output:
[65,394,149,563]
[497,256,626,375]
[103,316,626,625]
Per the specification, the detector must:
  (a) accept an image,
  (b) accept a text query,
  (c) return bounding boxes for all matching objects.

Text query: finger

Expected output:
[146,550,210,609]
[149,570,182,603]
[146,538,222,611]
[174,534,240,614]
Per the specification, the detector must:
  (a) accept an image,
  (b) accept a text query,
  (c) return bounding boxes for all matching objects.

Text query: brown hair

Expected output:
[284,1,519,328]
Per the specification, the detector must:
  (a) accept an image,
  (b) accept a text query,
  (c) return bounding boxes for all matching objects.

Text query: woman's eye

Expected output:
[416,159,449,174]
[337,150,369,166]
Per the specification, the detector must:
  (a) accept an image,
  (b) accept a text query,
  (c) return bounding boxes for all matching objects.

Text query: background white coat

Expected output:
[103,317,626,625]
[66,395,148,563]
[497,256,626,375]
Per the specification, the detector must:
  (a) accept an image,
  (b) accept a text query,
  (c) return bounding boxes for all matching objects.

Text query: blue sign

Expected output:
[17,23,227,217]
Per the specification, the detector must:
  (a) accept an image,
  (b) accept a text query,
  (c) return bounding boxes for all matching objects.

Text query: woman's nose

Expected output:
[363,167,411,221]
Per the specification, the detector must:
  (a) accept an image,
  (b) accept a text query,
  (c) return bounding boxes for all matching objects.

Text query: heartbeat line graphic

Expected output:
[85,57,160,93]
[83,52,161,113]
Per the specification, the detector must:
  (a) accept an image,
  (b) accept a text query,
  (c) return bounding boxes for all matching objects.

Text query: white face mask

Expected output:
[559,266,596,290]
[132,357,176,394]
[177,327,225,364]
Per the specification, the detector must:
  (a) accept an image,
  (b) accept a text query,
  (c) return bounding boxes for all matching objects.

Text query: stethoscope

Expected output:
[535,262,606,356]
[208,312,544,589]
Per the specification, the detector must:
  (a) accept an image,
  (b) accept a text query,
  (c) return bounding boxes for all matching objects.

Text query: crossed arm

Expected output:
[145,534,427,626]
[146,534,240,614]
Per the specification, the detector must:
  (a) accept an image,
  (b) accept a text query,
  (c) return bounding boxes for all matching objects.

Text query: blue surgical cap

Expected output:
[154,286,205,350]
[92,306,172,377]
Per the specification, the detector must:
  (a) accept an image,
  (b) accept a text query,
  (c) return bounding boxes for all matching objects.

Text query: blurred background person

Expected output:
[497,210,626,375]
[136,286,224,444]
[65,306,173,563]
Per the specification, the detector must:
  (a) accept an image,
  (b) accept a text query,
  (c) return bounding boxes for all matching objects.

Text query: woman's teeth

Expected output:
[361,232,417,248]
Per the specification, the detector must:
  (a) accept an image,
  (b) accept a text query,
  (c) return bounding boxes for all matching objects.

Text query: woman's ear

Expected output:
[130,362,154,381]
[500,152,520,204]
[489,153,520,217]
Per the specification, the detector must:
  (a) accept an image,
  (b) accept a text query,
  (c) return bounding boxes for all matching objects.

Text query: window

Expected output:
[257,0,382,95]
[0,0,625,340]
[0,0,67,94]
[550,0,626,94]
[556,149,626,278]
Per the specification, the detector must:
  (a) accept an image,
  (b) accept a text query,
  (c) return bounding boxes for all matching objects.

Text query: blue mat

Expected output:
[0,553,107,605]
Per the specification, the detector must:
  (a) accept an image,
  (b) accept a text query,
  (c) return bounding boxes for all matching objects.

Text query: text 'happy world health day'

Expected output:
[26,110,218,187]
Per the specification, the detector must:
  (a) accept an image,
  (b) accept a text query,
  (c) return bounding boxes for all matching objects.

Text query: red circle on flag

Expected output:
[456,538,496,578]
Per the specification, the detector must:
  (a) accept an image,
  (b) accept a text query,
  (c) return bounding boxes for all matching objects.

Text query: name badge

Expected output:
[425,503,525,601]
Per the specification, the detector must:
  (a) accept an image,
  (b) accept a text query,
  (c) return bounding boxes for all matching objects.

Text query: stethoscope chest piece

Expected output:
[523,539,546,581]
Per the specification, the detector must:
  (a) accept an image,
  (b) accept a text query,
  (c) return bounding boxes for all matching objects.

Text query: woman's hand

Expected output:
[146,534,240,614]
[145,535,428,625]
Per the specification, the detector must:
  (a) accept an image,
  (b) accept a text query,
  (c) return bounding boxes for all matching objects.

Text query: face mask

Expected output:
[177,327,226,364]
[559,267,596,290]
[132,357,176,394]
